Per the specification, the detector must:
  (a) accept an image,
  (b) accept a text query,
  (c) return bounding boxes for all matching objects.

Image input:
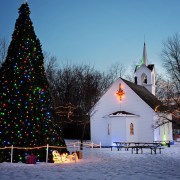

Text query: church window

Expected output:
[108,124,110,135]
[141,73,147,84]
[135,76,137,84]
[130,123,134,135]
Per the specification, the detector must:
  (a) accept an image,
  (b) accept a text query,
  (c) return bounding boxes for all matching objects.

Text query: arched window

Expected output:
[141,73,147,84]
[130,123,134,135]
[134,76,137,84]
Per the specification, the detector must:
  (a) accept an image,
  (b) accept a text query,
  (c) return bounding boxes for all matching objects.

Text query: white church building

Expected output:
[90,43,173,146]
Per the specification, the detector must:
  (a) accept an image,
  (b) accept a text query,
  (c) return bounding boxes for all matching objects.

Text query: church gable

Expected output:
[91,78,152,118]
[91,76,166,119]
[90,78,125,116]
[121,78,167,112]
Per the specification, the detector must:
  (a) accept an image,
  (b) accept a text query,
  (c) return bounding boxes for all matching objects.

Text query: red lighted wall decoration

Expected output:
[116,84,125,101]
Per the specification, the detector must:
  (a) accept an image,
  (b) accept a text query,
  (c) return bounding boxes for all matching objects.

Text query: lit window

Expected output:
[130,123,134,135]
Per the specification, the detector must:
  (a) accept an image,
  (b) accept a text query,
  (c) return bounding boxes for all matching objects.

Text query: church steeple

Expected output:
[142,42,148,66]
[134,43,156,95]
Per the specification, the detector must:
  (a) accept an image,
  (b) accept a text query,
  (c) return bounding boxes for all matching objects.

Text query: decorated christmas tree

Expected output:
[0,2,66,162]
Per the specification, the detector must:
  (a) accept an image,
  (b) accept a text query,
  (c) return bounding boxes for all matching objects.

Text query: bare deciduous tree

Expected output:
[107,62,126,83]
[155,33,180,128]
[45,61,114,148]
[162,33,180,86]
[44,54,59,105]
[124,61,137,82]
[0,38,8,68]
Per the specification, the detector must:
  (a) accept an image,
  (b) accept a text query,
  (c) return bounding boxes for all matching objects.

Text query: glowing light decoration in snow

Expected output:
[52,150,78,163]
[116,84,125,101]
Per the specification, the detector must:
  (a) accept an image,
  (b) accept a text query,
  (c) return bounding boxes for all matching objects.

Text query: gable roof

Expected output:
[121,78,167,112]
[134,64,154,73]
[109,111,137,117]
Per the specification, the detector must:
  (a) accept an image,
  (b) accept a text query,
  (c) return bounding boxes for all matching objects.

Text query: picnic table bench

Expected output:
[112,142,132,151]
[154,141,171,147]
[112,142,164,154]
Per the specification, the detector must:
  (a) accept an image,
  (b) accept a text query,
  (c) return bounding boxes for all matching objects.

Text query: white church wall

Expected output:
[153,113,173,142]
[120,80,154,142]
[137,109,154,142]
[90,78,155,146]
[109,117,126,146]
[151,68,156,85]
[90,113,108,146]
[135,65,152,85]
[126,117,138,142]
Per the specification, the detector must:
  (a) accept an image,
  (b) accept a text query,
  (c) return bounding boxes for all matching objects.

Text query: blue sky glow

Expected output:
[0,0,180,73]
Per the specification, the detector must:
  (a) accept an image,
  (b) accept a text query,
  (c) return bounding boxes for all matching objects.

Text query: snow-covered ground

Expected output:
[0,141,180,180]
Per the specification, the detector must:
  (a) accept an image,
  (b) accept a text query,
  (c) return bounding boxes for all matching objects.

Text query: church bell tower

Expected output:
[134,43,156,95]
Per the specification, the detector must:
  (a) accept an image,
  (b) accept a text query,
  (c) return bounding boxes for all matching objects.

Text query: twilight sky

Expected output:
[0,0,180,73]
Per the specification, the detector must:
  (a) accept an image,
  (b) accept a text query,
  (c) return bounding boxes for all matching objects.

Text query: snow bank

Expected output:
[0,141,180,180]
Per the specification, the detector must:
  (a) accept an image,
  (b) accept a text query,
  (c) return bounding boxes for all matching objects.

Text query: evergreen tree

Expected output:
[0,2,66,162]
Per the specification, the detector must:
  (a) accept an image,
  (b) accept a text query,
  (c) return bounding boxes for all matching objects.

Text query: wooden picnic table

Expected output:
[112,142,126,151]
[112,142,163,154]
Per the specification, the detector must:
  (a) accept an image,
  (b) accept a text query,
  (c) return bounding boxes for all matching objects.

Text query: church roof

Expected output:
[109,111,137,117]
[134,64,154,73]
[121,78,168,112]
[147,64,154,71]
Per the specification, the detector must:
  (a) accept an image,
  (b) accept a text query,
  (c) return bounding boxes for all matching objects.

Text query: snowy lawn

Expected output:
[0,142,180,180]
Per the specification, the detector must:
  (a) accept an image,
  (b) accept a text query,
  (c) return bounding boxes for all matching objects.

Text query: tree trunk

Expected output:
[80,122,87,150]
